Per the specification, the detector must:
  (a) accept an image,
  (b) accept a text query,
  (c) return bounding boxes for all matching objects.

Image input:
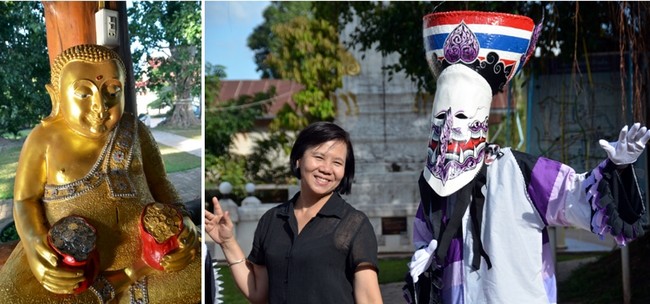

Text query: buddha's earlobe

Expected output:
[43,84,60,123]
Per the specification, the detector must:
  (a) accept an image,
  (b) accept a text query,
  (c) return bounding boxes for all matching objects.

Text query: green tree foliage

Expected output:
[265,16,350,131]
[246,132,293,185]
[205,154,248,203]
[205,62,226,103]
[204,85,273,200]
[0,1,49,137]
[248,1,313,79]
[0,222,18,242]
[205,89,269,157]
[128,1,201,127]
[204,61,294,191]
[241,5,358,188]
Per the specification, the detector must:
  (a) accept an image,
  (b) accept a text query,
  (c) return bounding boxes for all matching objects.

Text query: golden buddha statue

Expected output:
[0,44,200,303]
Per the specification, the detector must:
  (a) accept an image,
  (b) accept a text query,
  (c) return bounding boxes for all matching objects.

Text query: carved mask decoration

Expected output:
[422,11,541,196]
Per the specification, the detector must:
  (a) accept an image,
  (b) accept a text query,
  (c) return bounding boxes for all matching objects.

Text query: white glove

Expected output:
[408,240,437,283]
[599,123,650,165]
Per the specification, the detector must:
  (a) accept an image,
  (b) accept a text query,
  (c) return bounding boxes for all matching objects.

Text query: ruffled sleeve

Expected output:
[514,149,646,246]
[587,160,646,245]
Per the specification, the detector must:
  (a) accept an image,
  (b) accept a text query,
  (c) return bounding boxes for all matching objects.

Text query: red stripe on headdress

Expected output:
[424,11,534,31]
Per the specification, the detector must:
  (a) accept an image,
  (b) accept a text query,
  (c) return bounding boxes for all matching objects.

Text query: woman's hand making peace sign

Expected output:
[204,197,235,245]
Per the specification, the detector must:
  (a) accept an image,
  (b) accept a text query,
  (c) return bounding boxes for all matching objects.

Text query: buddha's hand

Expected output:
[205,197,234,245]
[599,123,650,166]
[25,233,86,294]
[160,216,199,272]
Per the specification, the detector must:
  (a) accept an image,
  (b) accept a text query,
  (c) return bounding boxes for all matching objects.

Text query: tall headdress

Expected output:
[424,11,541,95]
[422,11,542,196]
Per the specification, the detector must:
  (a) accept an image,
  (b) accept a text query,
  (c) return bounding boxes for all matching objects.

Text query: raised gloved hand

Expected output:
[599,123,650,166]
[407,240,437,283]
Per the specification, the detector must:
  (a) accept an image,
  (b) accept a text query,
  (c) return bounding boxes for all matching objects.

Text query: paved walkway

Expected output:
[147,122,203,202]
[151,129,202,158]
[150,127,202,219]
[167,167,202,203]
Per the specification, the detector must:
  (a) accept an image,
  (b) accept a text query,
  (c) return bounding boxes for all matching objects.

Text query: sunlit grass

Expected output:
[0,146,22,199]
[215,266,248,304]
[158,143,201,173]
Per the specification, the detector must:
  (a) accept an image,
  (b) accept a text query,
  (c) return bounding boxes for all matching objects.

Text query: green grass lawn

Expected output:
[558,234,650,303]
[158,143,201,173]
[216,266,248,304]
[0,146,22,199]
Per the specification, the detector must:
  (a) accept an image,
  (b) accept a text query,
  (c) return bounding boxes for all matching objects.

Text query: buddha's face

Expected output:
[59,59,125,138]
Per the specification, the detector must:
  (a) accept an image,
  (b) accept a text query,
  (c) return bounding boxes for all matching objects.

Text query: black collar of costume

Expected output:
[433,165,492,271]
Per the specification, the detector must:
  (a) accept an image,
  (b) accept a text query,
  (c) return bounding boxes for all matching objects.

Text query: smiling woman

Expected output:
[205,122,384,304]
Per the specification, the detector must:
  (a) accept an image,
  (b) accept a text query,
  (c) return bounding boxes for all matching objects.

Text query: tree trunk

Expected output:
[162,100,200,128]
[42,1,137,114]
[162,44,200,128]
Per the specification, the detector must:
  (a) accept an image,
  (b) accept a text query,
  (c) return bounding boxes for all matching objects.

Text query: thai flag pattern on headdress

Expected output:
[423,11,542,95]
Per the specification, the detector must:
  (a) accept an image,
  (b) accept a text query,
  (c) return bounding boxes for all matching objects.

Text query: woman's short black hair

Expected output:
[289,121,355,195]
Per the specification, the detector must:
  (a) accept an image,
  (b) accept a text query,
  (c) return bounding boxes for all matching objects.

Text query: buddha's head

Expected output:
[45,44,126,138]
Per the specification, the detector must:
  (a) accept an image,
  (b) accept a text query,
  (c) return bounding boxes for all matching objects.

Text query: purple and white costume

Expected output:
[413,147,644,303]
[406,11,648,304]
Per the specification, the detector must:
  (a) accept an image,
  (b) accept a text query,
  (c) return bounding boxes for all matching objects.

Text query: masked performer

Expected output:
[0,44,200,304]
[406,11,649,304]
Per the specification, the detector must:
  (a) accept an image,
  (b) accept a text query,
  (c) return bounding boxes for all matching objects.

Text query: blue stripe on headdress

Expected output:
[425,33,531,55]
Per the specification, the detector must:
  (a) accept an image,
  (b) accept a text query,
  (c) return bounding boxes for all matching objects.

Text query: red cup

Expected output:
[139,203,184,271]
[47,215,99,294]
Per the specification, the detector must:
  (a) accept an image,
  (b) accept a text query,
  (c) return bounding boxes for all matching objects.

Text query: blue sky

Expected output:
[204,1,270,80]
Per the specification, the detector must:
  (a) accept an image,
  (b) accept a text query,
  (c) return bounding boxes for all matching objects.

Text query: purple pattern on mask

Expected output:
[433,150,485,185]
[427,108,486,185]
[468,118,488,133]
[432,108,453,183]
[444,22,479,64]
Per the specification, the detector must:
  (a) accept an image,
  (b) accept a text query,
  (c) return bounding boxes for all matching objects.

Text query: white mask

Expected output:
[423,64,492,197]
[422,11,541,196]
